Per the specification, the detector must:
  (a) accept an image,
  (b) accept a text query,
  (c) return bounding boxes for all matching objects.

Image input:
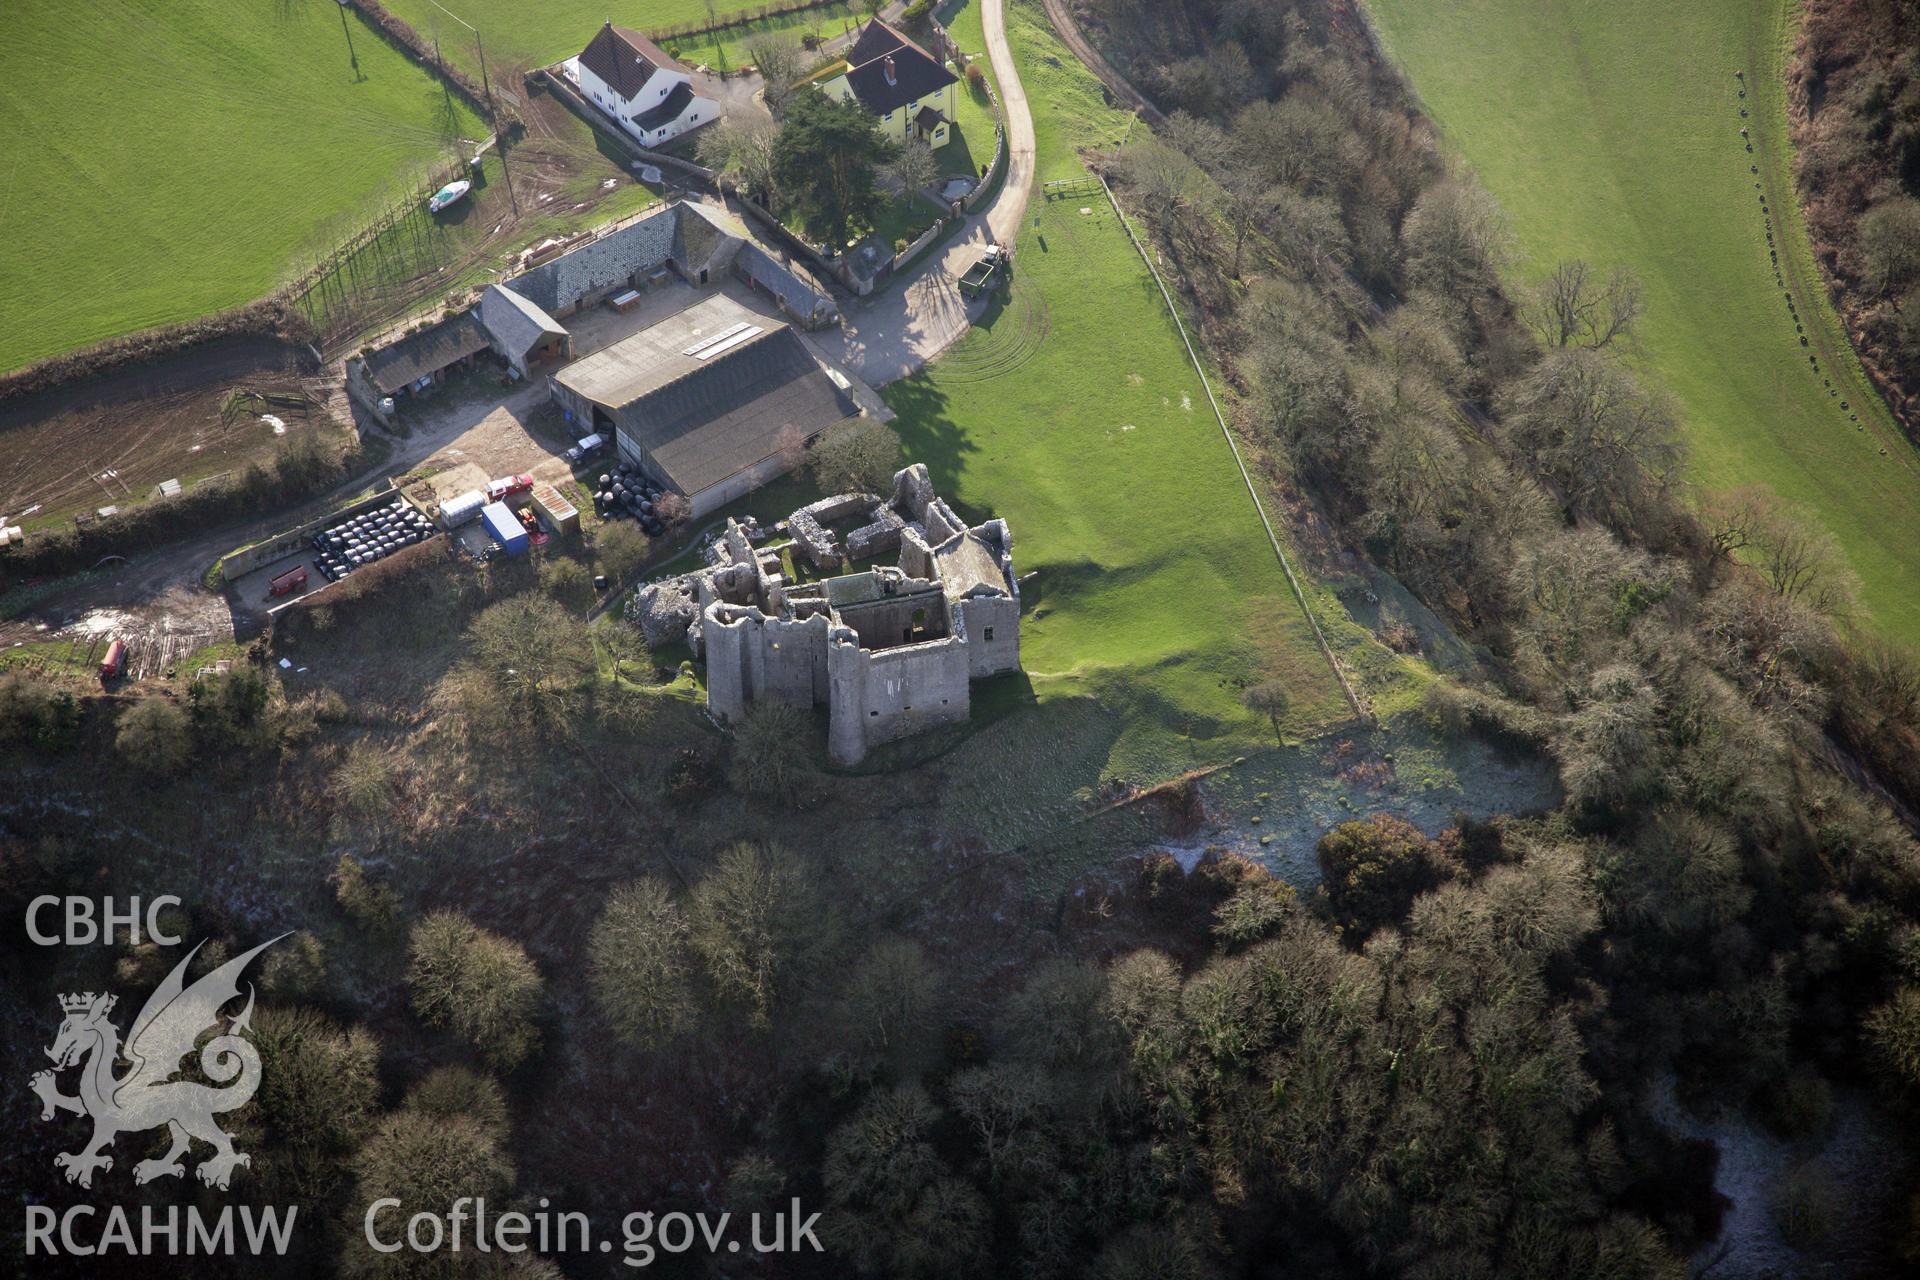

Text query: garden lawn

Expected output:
[383,0,861,78]
[936,1,1002,180]
[880,0,1359,788]
[1366,0,1920,638]
[0,0,485,373]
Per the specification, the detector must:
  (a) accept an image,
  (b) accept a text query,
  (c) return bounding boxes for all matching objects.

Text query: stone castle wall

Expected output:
[826,627,972,765]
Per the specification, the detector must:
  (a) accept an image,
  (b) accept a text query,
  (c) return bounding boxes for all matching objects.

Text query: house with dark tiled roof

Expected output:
[816,19,957,148]
[567,22,718,147]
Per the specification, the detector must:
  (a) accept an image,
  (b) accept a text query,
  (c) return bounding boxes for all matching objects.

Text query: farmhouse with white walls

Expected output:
[815,19,958,147]
[567,22,719,148]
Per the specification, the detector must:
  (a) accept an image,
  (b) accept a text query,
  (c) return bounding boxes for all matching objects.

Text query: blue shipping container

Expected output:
[481,501,529,556]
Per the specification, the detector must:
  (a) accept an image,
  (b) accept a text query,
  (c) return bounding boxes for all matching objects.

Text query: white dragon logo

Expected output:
[29,936,283,1191]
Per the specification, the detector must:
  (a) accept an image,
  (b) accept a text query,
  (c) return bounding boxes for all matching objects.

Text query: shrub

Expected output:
[188,664,269,750]
[331,853,402,933]
[260,931,329,1002]
[538,554,594,610]
[1315,813,1449,940]
[0,671,81,751]
[1866,986,1920,1092]
[728,701,816,803]
[595,521,652,582]
[116,698,191,776]
[406,911,544,1071]
[1757,1068,1834,1141]
[332,742,396,818]
[588,878,695,1050]
[665,745,715,806]
[1771,1164,1840,1246]
[401,1066,509,1140]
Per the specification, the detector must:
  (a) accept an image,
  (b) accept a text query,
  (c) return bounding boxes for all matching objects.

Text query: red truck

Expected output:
[98,639,127,683]
[486,474,534,503]
[268,565,309,598]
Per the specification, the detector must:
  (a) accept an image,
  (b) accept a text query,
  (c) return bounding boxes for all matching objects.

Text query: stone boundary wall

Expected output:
[926,17,1009,215]
[732,198,850,295]
[964,122,1008,214]
[891,216,949,273]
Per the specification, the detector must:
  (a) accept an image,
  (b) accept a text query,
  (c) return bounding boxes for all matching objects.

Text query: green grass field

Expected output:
[1366,0,1920,637]
[878,0,1368,786]
[383,0,864,78]
[0,0,486,374]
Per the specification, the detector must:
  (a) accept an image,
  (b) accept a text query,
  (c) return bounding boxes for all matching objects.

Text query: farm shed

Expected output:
[549,295,858,518]
[479,285,569,377]
[528,482,580,537]
[361,312,492,398]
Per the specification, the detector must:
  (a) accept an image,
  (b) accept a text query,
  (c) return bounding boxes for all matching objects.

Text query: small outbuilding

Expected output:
[479,285,570,376]
[359,312,492,400]
[481,500,529,556]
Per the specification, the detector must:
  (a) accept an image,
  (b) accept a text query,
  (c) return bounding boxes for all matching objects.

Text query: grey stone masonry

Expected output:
[646,464,1020,763]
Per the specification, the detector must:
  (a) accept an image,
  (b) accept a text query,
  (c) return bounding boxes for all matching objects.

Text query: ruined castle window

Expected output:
[870,710,879,717]
[984,627,994,641]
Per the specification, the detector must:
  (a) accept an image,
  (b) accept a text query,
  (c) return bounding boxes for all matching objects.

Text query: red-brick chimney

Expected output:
[884,54,897,86]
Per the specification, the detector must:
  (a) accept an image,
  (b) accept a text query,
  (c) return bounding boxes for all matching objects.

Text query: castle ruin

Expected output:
[632,465,1020,764]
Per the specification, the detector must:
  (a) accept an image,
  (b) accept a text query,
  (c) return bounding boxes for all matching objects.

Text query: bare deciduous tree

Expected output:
[1859,197,1920,298]
[1497,347,1682,528]
[745,36,805,118]
[1119,137,1203,238]
[1401,179,1511,304]
[589,878,695,1050]
[697,116,782,203]
[1702,486,1861,618]
[810,420,902,495]
[885,138,939,199]
[1528,259,1643,349]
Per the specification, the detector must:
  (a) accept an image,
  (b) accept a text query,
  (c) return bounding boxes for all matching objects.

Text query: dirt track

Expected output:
[1036,0,1167,128]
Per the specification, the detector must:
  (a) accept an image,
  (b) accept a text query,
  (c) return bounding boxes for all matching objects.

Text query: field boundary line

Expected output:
[1093,173,1369,724]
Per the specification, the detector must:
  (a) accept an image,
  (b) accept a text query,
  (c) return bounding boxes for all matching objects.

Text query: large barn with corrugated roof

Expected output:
[549,293,859,517]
